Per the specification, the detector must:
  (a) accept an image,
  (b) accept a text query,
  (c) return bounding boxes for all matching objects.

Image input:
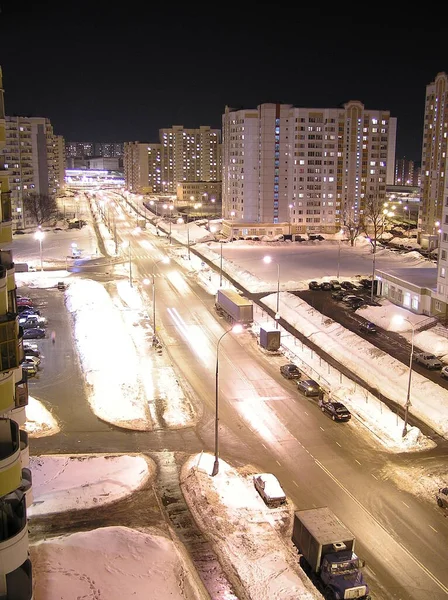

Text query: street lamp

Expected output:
[230,210,236,242]
[212,323,243,477]
[288,203,294,235]
[151,257,170,340]
[366,237,377,303]
[168,204,174,244]
[393,315,415,437]
[263,255,280,329]
[34,229,45,272]
[122,240,132,287]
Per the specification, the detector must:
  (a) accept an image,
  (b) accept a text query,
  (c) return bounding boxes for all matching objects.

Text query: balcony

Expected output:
[0,419,22,494]
[19,431,29,469]
[2,558,33,600]
[19,467,33,508]
[14,373,28,411]
[0,316,22,373]
[0,491,29,575]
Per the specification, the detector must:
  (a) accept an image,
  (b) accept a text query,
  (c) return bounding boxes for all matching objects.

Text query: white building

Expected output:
[222,102,396,235]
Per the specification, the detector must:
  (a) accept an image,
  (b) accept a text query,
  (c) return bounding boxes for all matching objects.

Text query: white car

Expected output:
[24,356,41,369]
[253,473,287,507]
[441,366,448,379]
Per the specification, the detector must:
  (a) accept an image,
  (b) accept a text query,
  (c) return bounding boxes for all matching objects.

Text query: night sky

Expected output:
[1,8,447,162]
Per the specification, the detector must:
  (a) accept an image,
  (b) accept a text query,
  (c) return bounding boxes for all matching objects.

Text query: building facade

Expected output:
[124,142,162,194]
[65,142,124,159]
[1,116,64,228]
[0,65,33,600]
[222,102,396,234]
[394,158,419,186]
[419,72,448,235]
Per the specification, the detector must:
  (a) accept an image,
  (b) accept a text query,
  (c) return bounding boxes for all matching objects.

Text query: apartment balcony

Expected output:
[0,252,15,294]
[0,418,21,490]
[14,372,28,411]
[1,558,33,600]
[0,190,12,245]
[0,316,23,374]
[0,490,30,582]
[0,371,17,416]
[19,467,33,508]
[19,431,29,469]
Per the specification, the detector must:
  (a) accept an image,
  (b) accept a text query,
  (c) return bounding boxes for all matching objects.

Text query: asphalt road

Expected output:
[22,194,448,600]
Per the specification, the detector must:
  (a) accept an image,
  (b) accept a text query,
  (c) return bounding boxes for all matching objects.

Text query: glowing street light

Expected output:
[34,229,45,272]
[151,257,170,340]
[263,255,280,328]
[212,323,243,477]
[393,315,415,437]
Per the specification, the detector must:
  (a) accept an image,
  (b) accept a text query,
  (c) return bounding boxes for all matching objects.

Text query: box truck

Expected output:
[215,289,253,326]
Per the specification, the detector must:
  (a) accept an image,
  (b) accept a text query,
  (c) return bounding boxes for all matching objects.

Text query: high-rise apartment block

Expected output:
[419,72,448,235]
[124,126,222,198]
[1,116,65,228]
[65,142,124,159]
[394,158,419,186]
[222,102,396,233]
[0,65,33,599]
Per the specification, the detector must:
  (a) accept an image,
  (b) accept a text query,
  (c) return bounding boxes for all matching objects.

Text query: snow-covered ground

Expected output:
[13,196,448,599]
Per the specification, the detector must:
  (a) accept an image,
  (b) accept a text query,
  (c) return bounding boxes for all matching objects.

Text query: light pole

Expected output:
[212,324,243,477]
[230,210,236,242]
[220,241,223,287]
[288,203,294,235]
[366,237,377,303]
[168,204,174,244]
[393,315,415,437]
[34,229,45,272]
[151,257,170,339]
[263,255,280,329]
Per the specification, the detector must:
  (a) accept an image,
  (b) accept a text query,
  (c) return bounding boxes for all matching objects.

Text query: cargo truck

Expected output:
[292,507,370,600]
[215,289,253,326]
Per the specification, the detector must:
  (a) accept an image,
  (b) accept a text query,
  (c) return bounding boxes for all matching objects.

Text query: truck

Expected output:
[292,507,370,600]
[215,289,253,326]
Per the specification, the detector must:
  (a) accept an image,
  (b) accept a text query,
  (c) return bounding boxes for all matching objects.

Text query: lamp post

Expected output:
[34,229,45,272]
[212,323,243,477]
[393,316,415,437]
[168,204,174,244]
[263,255,280,329]
[288,203,294,235]
[151,257,170,339]
[366,237,377,303]
[230,210,236,242]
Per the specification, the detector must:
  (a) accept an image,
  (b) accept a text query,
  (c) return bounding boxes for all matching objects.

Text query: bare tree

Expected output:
[23,192,58,226]
[363,195,384,253]
[343,205,363,247]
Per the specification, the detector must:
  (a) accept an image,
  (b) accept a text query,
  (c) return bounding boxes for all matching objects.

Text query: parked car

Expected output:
[297,378,323,397]
[253,473,287,507]
[341,294,359,303]
[330,280,341,290]
[341,281,355,290]
[359,321,377,334]
[436,487,448,508]
[19,315,47,328]
[320,281,332,291]
[308,281,321,290]
[348,297,366,309]
[23,327,46,339]
[318,398,351,422]
[17,298,33,308]
[23,343,40,357]
[331,291,345,301]
[413,352,443,370]
[57,281,66,290]
[24,355,41,368]
[18,307,40,316]
[441,366,448,379]
[359,278,373,289]
[280,363,301,380]
[21,361,37,377]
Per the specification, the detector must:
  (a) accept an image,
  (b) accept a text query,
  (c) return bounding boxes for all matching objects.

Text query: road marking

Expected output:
[293,480,299,487]
[319,427,325,431]
[355,459,361,465]
[402,501,410,509]
[371,473,378,480]
[261,443,267,450]
[429,525,438,533]
[335,441,342,447]
[276,460,281,467]
[316,459,448,595]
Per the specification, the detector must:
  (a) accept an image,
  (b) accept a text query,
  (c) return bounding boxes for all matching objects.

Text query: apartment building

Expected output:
[0,65,33,599]
[159,125,221,194]
[222,102,396,235]
[394,157,419,186]
[419,72,448,235]
[124,142,162,194]
[1,116,65,228]
[66,142,124,159]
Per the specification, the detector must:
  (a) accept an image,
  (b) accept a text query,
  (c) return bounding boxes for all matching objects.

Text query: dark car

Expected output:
[280,363,301,380]
[359,321,377,333]
[331,291,345,301]
[341,294,358,303]
[17,307,40,316]
[297,378,322,397]
[330,280,342,290]
[359,278,373,289]
[320,282,332,291]
[348,297,366,309]
[318,399,351,422]
[341,281,355,290]
[23,344,40,357]
[308,281,321,290]
[13,230,25,235]
[23,327,46,339]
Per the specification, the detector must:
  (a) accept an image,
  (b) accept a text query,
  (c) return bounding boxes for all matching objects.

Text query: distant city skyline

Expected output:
[1,10,446,162]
